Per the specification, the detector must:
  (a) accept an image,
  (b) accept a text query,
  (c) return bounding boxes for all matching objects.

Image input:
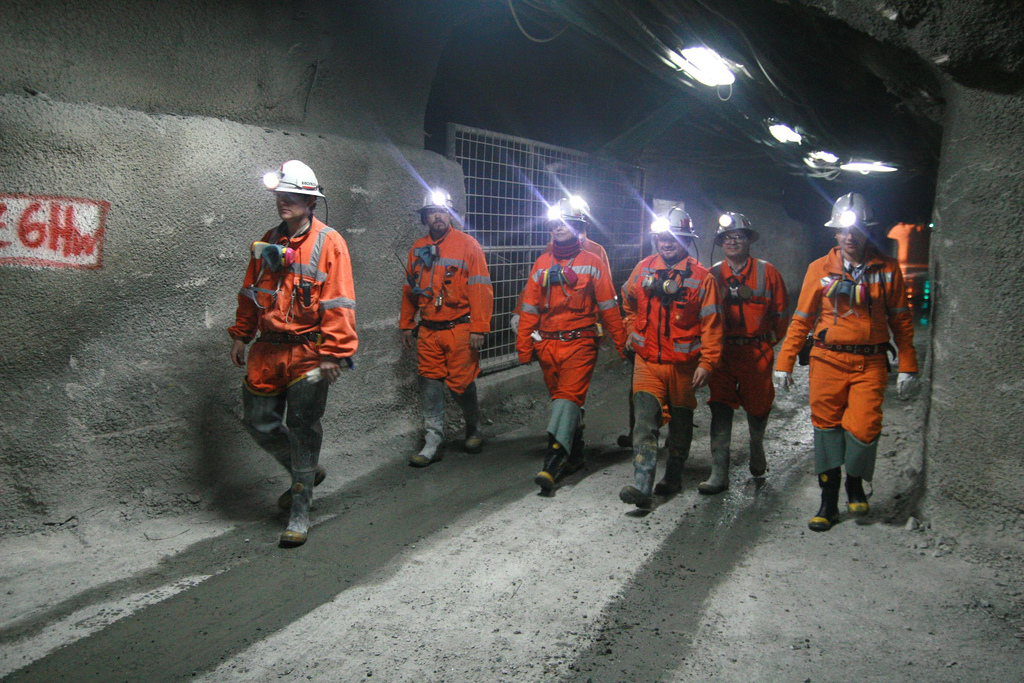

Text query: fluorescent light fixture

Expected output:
[668,47,735,87]
[263,172,281,189]
[840,160,898,174]
[651,217,670,233]
[808,150,838,163]
[768,122,802,144]
[719,214,733,227]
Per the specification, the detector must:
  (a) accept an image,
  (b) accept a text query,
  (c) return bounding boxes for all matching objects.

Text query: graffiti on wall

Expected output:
[0,194,109,270]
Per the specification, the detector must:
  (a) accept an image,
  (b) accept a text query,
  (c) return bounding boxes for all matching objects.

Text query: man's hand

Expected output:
[624,335,635,353]
[509,314,520,333]
[319,359,342,384]
[469,333,485,351]
[773,370,793,391]
[230,339,247,368]
[401,329,416,350]
[692,366,711,389]
[897,372,918,400]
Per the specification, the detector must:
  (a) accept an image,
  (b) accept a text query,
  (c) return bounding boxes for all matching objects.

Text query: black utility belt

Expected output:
[259,331,321,344]
[537,326,598,341]
[419,314,471,331]
[725,334,772,346]
[813,340,889,355]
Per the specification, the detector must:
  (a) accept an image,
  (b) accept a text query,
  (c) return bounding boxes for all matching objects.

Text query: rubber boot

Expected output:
[277,464,326,509]
[454,381,483,454]
[808,467,841,532]
[617,388,635,448]
[620,392,660,509]
[535,437,568,492]
[846,475,869,516]
[747,412,769,477]
[699,402,733,495]
[566,408,586,474]
[654,406,694,495]
[410,378,445,467]
[280,468,315,547]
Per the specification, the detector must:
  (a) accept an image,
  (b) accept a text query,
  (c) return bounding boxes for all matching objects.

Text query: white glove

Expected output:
[510,313,520,334]
[773,370,793,391]
[897,372,918,400]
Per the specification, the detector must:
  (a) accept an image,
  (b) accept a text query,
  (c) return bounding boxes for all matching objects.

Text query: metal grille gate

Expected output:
[447,124,646,373]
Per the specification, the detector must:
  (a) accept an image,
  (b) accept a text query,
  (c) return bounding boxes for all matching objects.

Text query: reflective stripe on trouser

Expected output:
[707,343,775,418]
[417,325,480,394]
[536,337,599,405]
[808,352,887,443]
[242,375,329,477]
[245,339,320,395]
[845,431,879,481]
[632,354,700,409]
[631,391,664,495]
[547,398,582,451]
[813,426,846,474]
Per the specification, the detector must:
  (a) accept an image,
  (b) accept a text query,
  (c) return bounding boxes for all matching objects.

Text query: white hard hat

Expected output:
[419,188,454,214]
[546,195,591,225]
[651,207,697,239]
[714,212,759,244]
[263,160,325,197]
[825,192,874,228]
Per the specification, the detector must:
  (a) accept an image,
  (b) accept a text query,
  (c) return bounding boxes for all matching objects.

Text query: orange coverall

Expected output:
[516,249,627,406]
[776,246,918,444]
[400,227,493,393]
[708,258,789,418]
[622,254,724,409]
[229,217,358,394]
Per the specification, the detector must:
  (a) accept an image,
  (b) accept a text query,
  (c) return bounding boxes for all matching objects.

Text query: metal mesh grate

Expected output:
[447,124,646,373]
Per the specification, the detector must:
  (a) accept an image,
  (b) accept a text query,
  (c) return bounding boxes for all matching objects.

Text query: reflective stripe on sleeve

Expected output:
[631,332,645,347]
[321,296,356,310]
[700,304,720,318]
[521,303,541,314]
[674,339,702,353]
[468,275,491,285]
[597,299,617,310]
[793,310,813,319]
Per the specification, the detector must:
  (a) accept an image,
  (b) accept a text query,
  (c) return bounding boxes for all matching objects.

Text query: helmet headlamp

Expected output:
[431,191,448,207]
[263,171,282,190]
[651,217,670,233]
[568,195,586,210]
[547,205,562,221]
[719,214,733,228]
[839,210,858,228]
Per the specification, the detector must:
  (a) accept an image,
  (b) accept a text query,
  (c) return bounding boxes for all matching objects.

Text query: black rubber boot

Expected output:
[698,402,732,495]
[566,425,586,474]
[654,407,694,495]
[846,475,869,516]
[808,467,842,531]
[747,412,769,478]
[535,437,568,492]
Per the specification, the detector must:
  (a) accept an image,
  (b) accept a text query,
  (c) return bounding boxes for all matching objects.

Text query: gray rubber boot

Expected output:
[241,389,292,471]
[747,412,769,477]
[699,402,733,495]
[454,381,483,454]
[620,392,661,509]
[280,468,315,547]
[410,377,445,467]
[813,426,846,474]
[655,406,694,495]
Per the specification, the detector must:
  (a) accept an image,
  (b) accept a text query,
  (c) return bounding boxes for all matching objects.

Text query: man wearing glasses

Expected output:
[700,213,789,494]
[229,160,358,547]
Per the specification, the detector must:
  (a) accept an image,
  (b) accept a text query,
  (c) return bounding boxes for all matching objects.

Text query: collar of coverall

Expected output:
[827,245,882,274]
[656,253,690,270]
[274,217,318,243]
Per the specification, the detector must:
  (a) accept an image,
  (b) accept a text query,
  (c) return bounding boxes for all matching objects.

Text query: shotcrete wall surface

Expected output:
[0,93,464,528]
[924,81,1024,552]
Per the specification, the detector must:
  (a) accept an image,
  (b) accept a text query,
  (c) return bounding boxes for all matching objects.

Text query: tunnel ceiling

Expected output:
[425,0,948,221]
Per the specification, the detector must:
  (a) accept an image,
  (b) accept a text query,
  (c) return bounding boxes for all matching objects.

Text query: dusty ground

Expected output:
[1,349,1022,682]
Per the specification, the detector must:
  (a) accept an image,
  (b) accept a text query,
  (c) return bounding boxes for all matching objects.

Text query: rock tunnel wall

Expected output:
[0,0,464,527]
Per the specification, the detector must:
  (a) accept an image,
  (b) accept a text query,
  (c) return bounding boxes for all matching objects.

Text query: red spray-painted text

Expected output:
[0,194,109,270]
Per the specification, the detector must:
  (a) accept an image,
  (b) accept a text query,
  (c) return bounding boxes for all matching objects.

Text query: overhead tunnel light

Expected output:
[840,160,898,174]
[806,150,838,164]
[668,47,735,87]
[768,122,802,144]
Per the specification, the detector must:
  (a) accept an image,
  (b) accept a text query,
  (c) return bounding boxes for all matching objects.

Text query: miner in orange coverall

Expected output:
[619,207,724,509]
[775,193,918,532]
[516,196,627,492]
[401,188,493,468]
[700,212,789,495]
[229,160,358,548]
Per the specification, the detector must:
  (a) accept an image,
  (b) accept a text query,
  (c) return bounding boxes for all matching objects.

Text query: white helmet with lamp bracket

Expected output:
[825,192,875,229]
[263,160,325,198]
[714,212,759,245]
